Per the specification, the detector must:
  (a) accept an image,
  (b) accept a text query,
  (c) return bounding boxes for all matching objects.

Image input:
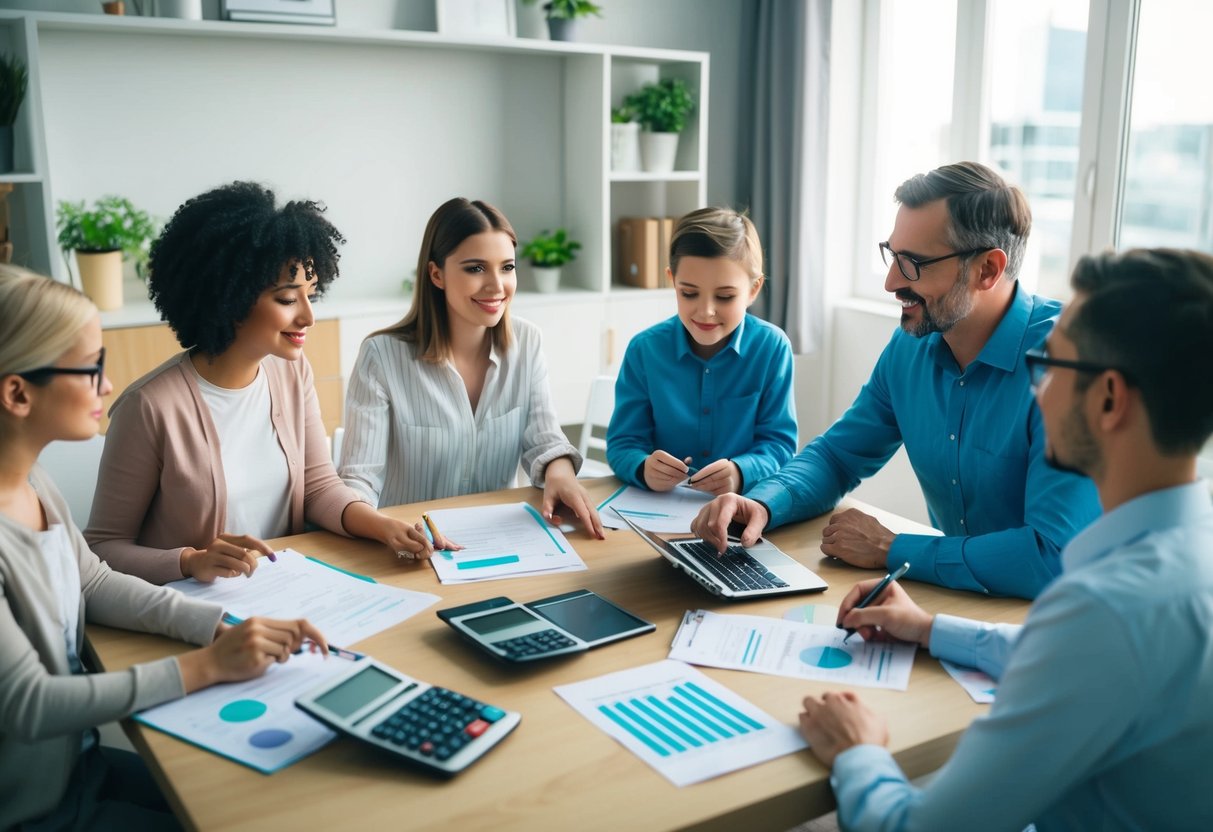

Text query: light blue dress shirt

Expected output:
[606,314,797,491]
[830,481,1213,831]
[747,284,1100,598]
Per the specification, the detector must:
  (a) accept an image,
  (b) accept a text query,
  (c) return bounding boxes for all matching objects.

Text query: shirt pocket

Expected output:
[479,405,526,487]
[717,391,761,452]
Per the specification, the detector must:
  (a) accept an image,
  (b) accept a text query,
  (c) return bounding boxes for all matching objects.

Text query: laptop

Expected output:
[612,508,828,599]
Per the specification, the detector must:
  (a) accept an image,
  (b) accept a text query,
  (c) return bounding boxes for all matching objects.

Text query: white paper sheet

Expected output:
[597,484,715,533]
[553,659,807,786]
[166,548,439,647]
[423,502,586,584]
[668,609,916,691]
[136,650,349,773]
[940,659,997,703]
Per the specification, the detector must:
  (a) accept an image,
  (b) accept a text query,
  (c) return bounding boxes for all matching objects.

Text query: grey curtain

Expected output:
[743,0,831,354]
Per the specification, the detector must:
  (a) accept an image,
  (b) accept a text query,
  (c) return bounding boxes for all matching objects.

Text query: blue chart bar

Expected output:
[597,681,767,758]
[740,629,762,665]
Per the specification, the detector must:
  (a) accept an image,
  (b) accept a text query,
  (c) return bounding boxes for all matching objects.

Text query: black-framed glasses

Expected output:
[1024,347,1134,390]
[879,242,990,282]
[17,347,106,395]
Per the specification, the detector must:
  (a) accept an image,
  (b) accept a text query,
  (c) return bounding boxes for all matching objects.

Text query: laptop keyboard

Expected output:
[677,541,790,591]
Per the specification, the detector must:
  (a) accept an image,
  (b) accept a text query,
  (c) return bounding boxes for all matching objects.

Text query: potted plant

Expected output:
[522,0,603,42]
[610,106,641,172]
[0,53,28,174]
[56,196,156,311]
[624,78,696,173]
[520,228,580,293]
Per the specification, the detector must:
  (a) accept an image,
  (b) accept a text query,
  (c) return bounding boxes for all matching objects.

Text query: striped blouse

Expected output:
[338,317,581,508]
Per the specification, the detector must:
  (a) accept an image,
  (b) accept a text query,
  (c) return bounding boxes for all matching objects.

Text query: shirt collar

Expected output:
[973,281,1032,373]
[1063,480,1213,572]
[676,314,749,362]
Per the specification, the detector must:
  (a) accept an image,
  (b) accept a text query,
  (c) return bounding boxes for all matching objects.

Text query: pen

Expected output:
[422,513,447,552]
[841,561,911,644]
[223,613,362,660]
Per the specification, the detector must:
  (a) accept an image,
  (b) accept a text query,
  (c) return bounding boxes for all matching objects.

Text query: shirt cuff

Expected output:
[744,479,796,529]
[831,744,908,821]
[928,613,984,667]
[890,533,988,594]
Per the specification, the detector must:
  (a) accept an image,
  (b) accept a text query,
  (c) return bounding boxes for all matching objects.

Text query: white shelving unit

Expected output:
[0,10,708,422]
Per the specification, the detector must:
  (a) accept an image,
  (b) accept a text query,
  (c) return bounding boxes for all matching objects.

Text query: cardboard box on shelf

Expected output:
[616,217,660,288]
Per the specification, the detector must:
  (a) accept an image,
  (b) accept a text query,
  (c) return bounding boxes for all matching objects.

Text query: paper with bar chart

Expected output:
[424,502,586,584]
[940,659,997,703]
[597,484,714,533]
[668,610,916,690]
[166,548,439,647]
[554,659,806,786]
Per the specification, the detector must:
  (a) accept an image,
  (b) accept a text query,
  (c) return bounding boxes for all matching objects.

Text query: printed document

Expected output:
[424,502,586,584]
[136,650,348,774]
[598,484,714,533]
[167,548,439,647]
[940,659,997,703]
[554,659,806,786]
[668,609,916,691]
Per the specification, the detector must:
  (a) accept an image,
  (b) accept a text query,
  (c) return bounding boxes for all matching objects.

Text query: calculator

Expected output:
[295,659,520,776]
[437,589,655,662]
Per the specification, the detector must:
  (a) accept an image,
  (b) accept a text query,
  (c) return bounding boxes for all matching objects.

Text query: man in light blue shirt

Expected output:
[693,162,1100,599]
[799,248,1213,830]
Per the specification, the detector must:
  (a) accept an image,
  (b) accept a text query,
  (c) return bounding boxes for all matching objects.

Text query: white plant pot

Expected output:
[531,266,561,293]
[640,131,680,173]
[76,249,124,311]
[155,0,202,18]
[610,122,641,172]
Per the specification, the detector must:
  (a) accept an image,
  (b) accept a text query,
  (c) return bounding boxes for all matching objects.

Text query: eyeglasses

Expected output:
[879,242,990,282]
[17,347,107,395]
[1024,347,1133,390]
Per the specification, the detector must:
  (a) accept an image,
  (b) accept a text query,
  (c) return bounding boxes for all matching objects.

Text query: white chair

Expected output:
[331,426,346,470]
[577,375,616,478]
[36,434,106,529]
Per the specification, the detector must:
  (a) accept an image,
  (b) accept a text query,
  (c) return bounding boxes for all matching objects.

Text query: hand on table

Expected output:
[687,458,742,496]
[799,690,888,768]
[179,533,274,582]
[183,616,328,692]
[690,493,769,553]
[542,457,605,539]
[821,508,896,569]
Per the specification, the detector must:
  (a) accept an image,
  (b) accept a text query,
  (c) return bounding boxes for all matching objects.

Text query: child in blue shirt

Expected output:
[607,208,797,494]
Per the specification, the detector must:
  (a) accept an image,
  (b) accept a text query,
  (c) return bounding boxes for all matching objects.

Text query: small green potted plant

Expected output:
[624,78,696,173]
[0,53,28,174]
[610,105,641,172]
[56,196,156,311]
[522,0,603,42]
[520,228,581,293]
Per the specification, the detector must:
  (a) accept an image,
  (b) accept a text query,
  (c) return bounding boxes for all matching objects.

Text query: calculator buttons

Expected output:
[480,705,506,723]
[492,628,577,659]
[465,719,489,738]
[371,686,505,765]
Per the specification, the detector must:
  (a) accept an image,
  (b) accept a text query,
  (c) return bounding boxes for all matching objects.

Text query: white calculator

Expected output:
[295,659,520,776]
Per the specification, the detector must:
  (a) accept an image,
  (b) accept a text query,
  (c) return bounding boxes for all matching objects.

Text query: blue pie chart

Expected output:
[249,729,293,749]
[799,646,853,669]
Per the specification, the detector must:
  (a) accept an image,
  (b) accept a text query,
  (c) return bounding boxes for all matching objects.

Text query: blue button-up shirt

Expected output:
[831,481,1213,831]
[747,284,1100,598]
[607,314,797,491]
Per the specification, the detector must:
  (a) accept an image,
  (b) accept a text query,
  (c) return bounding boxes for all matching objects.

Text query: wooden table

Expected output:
[86,479,1029,831]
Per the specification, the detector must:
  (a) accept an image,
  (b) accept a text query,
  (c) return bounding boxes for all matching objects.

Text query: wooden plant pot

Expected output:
[76,249,124,311]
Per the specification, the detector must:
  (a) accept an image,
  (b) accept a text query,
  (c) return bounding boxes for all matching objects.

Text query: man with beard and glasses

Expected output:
[797,248,1213,830]
[692,162,1100,599]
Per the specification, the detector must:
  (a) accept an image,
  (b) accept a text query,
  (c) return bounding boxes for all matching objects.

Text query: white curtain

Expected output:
[745,0,831,354]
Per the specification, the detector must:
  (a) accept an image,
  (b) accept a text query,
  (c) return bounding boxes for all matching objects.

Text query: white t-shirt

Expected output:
[191,361,291,540]
[36,523,81,673]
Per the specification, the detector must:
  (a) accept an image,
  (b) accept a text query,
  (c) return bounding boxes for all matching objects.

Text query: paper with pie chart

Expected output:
[135,650,349,773]
[668,610,916,690]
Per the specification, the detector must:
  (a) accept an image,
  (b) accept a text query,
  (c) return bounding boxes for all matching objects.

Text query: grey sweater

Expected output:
[0,466,223,828]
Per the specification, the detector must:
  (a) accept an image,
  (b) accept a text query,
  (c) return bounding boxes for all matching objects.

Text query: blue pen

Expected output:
[222,612,361,660]
[841,562,911,644]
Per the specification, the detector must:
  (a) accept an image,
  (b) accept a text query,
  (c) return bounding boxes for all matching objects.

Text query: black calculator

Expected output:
[437,589,655,662]
[295,659,520,776]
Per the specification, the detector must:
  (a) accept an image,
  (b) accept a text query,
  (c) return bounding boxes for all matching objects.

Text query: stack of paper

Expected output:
[167,548,439,647]
[597,484,714,533]
[423,502,586,584]
[668,609,916,691]
[554,659,806,786]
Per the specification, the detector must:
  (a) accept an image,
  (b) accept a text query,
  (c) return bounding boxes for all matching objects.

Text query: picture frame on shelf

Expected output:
[221,0,336,26]
[435,0,516,38]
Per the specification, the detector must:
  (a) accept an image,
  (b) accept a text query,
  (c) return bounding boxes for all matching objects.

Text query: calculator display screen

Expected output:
[313,666,400,718]
[462,606,541,635]
[531,592,648,643]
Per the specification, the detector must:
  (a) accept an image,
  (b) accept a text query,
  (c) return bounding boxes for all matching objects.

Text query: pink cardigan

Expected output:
[85,351,366,584]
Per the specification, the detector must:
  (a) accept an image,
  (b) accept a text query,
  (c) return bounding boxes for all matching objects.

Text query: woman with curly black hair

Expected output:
[85,182,435,584]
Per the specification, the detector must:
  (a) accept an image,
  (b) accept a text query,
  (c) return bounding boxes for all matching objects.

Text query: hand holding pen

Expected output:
[643,450,696,491]
[836,562,934,646]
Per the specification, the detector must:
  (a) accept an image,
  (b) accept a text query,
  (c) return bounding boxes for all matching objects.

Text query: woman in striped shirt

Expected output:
[339,198,604,540]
